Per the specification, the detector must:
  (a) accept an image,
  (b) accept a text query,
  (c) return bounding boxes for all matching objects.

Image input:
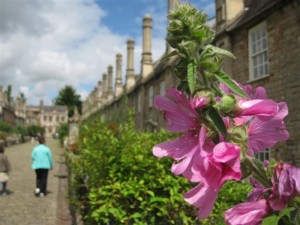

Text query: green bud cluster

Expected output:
[167,3,214,59]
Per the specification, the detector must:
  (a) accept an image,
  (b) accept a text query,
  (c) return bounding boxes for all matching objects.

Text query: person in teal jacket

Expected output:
[31,136,53,197]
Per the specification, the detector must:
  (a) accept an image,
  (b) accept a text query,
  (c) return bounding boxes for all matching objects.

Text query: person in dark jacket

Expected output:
[31,136,53,197]
[0,145,11,195]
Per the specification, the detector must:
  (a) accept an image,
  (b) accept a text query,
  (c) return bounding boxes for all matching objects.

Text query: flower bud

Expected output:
[194,88,212,104]
[220,94,236,114]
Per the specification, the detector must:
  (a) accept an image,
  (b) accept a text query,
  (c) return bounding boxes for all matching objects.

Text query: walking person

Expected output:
[0,145,11,196]
[31,136,53,197]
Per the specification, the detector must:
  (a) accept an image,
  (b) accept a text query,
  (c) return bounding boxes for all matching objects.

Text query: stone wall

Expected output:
[226,3,300,165]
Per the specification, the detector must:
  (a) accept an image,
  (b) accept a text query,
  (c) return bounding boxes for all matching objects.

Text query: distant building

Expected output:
[0,84,68,137]
[26,100,68,137]
[81,0,300,166]
[0,85,22,125]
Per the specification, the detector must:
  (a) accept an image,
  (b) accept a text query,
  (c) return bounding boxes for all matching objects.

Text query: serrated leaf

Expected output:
[206,107,227,136]
[206,44,236,58]
[215,71,249,98]
[187,61,197,94]
[161,50,178,61]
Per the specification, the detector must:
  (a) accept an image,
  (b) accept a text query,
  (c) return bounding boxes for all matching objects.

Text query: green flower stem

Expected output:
[243,156,272,188]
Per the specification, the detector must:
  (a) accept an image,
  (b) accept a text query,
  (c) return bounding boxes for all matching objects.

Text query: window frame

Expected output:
[248,21,269,81]
[148,85,153,108]
[255,148,270,162]
[159,80,165,96]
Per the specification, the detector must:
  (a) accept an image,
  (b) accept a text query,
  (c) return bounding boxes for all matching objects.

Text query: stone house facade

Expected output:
[214,0,300,165]
[0,85,26,126]
[81,0,300,165]
[27,101,68,137]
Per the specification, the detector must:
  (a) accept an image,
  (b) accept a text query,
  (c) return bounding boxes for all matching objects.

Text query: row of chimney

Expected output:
[82,0,180,116]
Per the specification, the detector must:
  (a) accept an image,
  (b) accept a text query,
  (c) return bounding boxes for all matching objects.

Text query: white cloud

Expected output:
[0,0,127,105]
[0,0,215,106]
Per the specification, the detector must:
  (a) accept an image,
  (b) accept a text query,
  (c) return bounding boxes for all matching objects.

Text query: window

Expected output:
[160,80,165,96]
[148,86,153,107]
[61,116,65,122]
[56,116,59,122]
[43,116,47,121]
[255,149,269,162]
[216,0,226,24]
[49,116,52,122]
[249,22,269,81]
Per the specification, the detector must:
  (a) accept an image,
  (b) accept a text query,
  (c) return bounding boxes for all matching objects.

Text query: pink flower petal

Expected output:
[224,199,269,225]
[152,136,198,160]
[184,183,219,218]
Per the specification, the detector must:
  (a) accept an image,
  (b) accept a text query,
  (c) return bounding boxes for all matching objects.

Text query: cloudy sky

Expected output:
[0,0,215,105]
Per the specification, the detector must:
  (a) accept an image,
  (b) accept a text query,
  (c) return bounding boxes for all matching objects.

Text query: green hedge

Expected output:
[68,113,251,225]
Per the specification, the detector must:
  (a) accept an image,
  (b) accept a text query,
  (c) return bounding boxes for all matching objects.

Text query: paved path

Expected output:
[0,138,71,225]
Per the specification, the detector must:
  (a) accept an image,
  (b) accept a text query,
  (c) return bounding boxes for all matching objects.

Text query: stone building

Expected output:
[214,0,300,165]
[0,85,25,126]
[81,0,300,165]
[26,100,68,137]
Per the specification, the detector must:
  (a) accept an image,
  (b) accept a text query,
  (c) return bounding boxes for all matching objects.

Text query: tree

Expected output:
[19,92,26,104]
[55,85,82,117]
[5,84,12,103]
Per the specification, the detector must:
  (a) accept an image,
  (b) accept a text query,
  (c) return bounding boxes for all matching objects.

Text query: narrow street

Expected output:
[0,138,72,225]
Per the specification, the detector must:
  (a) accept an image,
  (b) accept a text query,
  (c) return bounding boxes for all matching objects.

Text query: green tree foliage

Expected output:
[19,92,26,103]
[57,123,69,144]
[14,125,28,142]
[27,125,44,137]
[0,121,13,134]
[5,84,12,103]
[55,85,82,117]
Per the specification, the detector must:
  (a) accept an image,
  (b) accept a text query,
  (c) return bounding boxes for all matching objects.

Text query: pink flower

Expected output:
[192,142,242,190]
[152,88,206,177]
[247,102,289,154]
[153,88,204,132]
[224,199,269,225]
[237,99,278,117]
[184,183,219,219]
[269,163,300,211]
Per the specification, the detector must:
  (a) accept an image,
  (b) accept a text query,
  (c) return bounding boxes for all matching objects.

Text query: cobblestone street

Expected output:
[0,138,72,225]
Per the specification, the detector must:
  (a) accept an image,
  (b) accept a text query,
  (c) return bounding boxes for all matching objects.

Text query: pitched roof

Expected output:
[227,0,283,31]
[43,105,68,113]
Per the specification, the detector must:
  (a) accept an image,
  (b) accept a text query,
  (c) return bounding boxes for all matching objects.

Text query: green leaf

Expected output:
[206,44,236,58]
[215,71,249,98]
[161,50,178,61]
[206,107,227,136]
[262,215,280,225]
[187,61,197,94]
[291,207,300,225]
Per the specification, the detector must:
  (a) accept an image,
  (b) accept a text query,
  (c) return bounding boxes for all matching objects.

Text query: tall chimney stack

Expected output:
[107,65,114,101]
[102,73,108,103]
[167,0,180,53]
[97,80,102,107]
[126,38,136,91]
[115,53,123,97]
[141,14,153,80]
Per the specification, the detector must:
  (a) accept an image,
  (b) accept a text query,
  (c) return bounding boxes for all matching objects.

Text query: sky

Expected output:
[0,0,215,106]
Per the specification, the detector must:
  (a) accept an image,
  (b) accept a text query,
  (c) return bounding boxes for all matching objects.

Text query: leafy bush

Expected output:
[14,125,28,142]
[69,114,197,224]
[68,113,251,224]
[27,125,44,137]
[0,121,13,134]
[57,123,69,144]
